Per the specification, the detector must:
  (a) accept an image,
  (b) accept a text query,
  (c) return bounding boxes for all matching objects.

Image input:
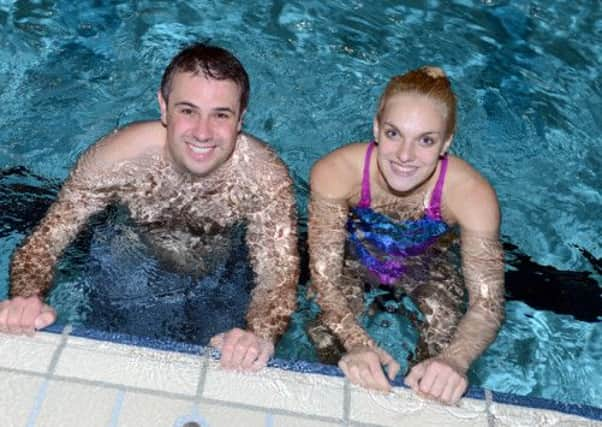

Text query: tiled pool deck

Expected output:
[1,326,600,427]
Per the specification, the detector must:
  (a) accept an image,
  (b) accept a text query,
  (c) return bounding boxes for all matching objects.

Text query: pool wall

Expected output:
[1,324,600,427]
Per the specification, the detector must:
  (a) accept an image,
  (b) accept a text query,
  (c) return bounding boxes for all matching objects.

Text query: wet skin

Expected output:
[308,92,504,405]
[3,72,300,373]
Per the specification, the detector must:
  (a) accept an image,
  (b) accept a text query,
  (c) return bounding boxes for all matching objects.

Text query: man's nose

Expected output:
[192,116,212,140]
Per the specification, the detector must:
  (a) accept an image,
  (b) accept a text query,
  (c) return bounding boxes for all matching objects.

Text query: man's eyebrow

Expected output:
[173,102,235,114]
[214,107,236,114]
[174,101,199,109]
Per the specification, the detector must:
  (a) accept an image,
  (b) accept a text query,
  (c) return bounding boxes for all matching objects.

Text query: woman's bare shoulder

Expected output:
[311,142,368,199]
[445,155,500,233]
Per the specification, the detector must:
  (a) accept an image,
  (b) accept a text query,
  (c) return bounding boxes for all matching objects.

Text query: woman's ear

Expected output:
[157,90,167,126]
[442,134,453,155]
[373,116,380,142]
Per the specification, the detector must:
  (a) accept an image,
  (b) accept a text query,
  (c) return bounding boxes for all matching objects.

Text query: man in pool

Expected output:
[0,43,299,372]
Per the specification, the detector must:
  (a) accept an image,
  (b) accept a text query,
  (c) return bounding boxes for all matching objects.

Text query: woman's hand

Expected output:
[338,347,400,392]
[404,357,468,405]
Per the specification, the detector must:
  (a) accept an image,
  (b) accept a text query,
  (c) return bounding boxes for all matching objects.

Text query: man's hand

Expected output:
[0,296,56,335]
[338,347,400,392]
[404,357,468,405]
[209,328,274,372]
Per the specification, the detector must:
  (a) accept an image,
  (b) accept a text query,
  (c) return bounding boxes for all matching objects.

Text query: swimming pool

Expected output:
[1,0,600,411]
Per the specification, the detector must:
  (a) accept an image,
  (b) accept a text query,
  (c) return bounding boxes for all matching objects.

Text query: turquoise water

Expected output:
[0,0,600,408]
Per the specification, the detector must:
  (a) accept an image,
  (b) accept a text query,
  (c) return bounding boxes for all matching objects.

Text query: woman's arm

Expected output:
[438,169,505,372]
[308,150,376,351]
[405,161,504,404]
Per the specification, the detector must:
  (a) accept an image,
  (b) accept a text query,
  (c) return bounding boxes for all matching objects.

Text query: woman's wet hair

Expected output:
[377,66,457,138]
[160,43,250,113]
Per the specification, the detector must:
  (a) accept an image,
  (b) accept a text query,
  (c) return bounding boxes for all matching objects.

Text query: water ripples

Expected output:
[474,301,602,405]
[0,0,600,407]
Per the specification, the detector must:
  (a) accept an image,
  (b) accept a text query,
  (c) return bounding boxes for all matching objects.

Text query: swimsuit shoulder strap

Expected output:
[358,141,376,208]
[425,154,449,220]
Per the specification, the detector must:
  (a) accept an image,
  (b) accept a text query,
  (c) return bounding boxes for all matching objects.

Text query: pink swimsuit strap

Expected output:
[425,154,448,220]
[357,141,449,219]
[357,141,376,208]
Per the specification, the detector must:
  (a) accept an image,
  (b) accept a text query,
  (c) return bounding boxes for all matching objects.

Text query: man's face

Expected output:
[158,72,244,177]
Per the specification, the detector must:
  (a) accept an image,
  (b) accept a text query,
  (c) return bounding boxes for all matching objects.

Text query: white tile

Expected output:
[490,401,598,427]
[0,371,44,426]
[203,360,345,419]
[118,392,192,426]
[54,336,202,395]
[35,379,117,427]
[272,414,342,426]
[198,401,268,426]
[349,385,489,427]
[0,331,61,373]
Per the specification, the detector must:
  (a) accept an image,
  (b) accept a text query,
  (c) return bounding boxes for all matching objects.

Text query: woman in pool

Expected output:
[307,66,504,405]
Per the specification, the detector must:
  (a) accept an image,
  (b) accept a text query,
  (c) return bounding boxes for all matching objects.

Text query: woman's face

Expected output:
[374,92,452,194]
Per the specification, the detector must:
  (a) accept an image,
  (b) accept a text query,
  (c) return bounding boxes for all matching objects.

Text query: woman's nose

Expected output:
[396,141,415,162]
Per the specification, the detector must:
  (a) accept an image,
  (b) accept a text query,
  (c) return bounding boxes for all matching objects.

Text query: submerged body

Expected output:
[308,67,505,405]
[9,125,299,342]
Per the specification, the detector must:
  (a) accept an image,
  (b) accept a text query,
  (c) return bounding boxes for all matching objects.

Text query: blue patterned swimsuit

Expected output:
[347,141,450,285]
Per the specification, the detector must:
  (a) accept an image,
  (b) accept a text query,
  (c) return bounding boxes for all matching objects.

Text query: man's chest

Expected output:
[118,184,244,229]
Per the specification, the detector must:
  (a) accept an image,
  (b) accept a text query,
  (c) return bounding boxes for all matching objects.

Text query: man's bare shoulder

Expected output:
[86,120,165,165]
[238,133,291,178]
[311,142,367,199]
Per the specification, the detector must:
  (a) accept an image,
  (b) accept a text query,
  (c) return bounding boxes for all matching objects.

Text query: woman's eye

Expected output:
[385,129,398,138]
[421,136,435,145]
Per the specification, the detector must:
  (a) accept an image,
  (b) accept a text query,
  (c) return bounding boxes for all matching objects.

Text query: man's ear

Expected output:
[237,109,246,132]
[157,90,167,126]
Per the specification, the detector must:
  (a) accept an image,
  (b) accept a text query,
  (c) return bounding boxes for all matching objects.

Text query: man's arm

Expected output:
[210,145,299,371]
[3,142,116,333]
[244,160,299,343]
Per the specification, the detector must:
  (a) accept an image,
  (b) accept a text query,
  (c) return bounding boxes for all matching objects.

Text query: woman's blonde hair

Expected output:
[376,66,457,139]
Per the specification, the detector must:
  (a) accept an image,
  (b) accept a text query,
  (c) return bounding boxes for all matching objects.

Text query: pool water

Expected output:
[1,0,600,408]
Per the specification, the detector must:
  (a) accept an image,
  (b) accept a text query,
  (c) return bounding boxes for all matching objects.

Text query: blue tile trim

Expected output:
[40,323,602,421]
[173,414,209,427]
[108,389,125,427]
[26,378,49,427]
[264,413,274,427]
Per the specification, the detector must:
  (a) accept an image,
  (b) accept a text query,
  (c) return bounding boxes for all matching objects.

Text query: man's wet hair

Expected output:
[160,43,250,112]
